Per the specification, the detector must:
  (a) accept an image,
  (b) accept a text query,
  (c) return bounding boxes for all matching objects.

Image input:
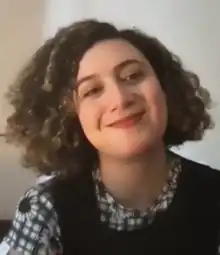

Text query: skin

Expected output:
[74,39,169,209]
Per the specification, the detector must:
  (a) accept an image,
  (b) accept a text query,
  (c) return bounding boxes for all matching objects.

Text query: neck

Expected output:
[99,143,169,210]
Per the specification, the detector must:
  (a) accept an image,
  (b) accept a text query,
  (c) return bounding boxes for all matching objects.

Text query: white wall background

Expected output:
[0,0,47,219]
[0,0,220,218]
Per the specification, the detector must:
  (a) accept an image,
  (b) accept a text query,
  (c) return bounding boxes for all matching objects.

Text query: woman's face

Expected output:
[74,39,167,159]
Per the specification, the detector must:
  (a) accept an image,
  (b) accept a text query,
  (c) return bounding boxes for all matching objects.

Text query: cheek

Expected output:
[77,102,101,138]
[144,82,167,126]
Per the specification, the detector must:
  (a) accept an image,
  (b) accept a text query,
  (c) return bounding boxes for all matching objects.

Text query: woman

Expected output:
[0,19,219,254]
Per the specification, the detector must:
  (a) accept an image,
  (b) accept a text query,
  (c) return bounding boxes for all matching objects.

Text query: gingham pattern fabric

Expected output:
[0,182,62,255]
[1,154,214,255]
[94,155,181,231]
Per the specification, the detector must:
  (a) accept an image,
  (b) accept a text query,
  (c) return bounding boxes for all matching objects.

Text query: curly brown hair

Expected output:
[5,19,212,176]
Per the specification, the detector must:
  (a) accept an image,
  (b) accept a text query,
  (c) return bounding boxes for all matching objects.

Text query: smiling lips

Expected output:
[108,112,145,129]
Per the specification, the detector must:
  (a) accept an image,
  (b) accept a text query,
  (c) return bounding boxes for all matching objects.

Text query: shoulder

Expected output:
[177,153,220,193]
[179,154,220,177]
[0,179,61,254]
[13,178,57,224]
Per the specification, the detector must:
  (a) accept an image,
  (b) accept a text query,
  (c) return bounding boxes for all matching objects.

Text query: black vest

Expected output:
[50,156,220,254]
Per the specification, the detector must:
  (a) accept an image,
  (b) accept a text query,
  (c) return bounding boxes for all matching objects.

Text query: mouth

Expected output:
[107,111,145,129]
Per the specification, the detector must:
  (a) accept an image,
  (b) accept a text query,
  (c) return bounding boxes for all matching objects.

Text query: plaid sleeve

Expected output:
[0,184,62,254]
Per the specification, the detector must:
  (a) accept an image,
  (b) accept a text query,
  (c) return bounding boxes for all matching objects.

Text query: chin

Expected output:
[114,140,154,159]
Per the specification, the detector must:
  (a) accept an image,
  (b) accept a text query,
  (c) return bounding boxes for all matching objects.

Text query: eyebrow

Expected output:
[76,59,143,88]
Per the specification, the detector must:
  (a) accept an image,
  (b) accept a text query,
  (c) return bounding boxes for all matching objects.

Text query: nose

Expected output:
[105,81,135,112]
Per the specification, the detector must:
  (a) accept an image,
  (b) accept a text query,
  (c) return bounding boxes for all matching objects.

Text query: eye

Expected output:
[120,69,145,84]
[82,86,103,98]
[124,71,144,81]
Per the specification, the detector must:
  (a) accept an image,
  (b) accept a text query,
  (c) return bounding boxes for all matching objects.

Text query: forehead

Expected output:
[77,39,147,78]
